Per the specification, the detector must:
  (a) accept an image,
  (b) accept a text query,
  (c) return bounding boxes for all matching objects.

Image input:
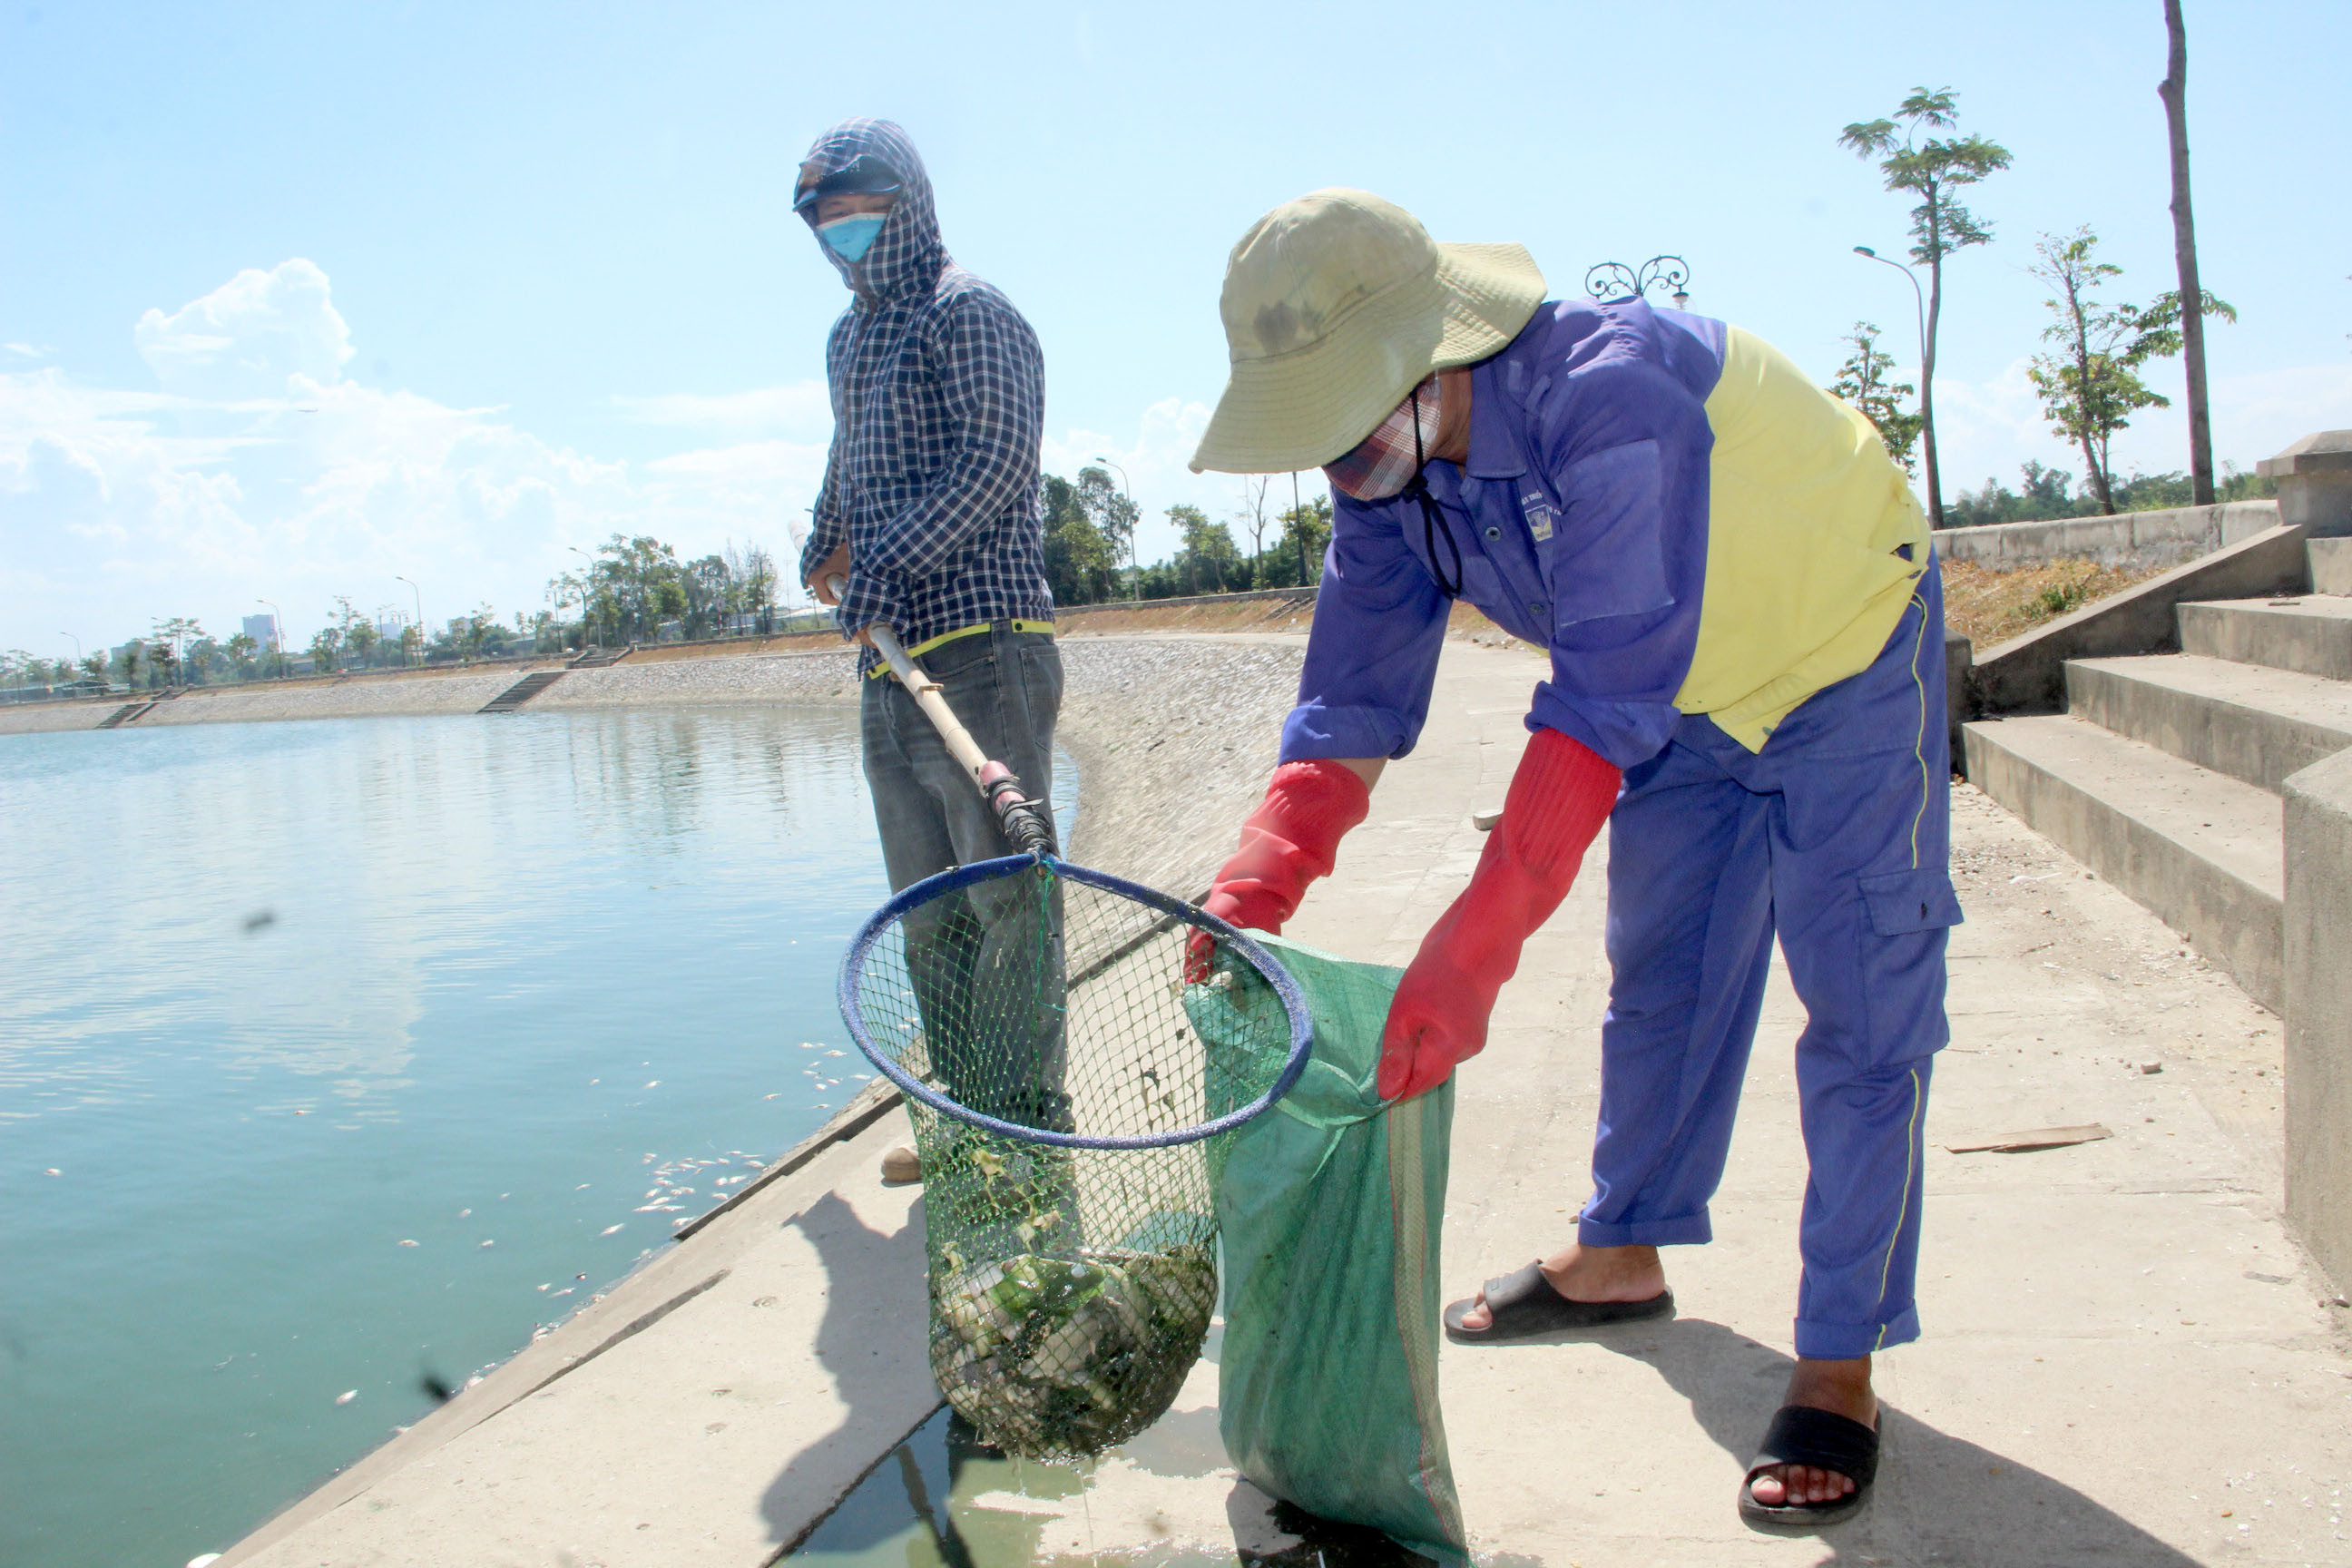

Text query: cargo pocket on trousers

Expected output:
[1857,868,1964,1059]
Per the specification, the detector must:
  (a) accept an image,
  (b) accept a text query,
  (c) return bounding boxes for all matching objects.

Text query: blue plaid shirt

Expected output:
[795,119,1054,668]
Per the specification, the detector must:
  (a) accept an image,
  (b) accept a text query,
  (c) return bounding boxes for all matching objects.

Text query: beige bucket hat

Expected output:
[1189,189,1546,475]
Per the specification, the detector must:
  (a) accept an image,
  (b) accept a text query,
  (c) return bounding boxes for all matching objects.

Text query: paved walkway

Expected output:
[222,639,2352,1567]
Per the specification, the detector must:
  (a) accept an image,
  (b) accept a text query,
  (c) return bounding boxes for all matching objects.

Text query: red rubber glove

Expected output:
[1186,760,1373,981]
[1377,727,1621,1101]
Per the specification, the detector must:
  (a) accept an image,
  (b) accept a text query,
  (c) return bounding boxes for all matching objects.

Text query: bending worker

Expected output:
[1191,190,1955,1527]
[793,119,1067,1145]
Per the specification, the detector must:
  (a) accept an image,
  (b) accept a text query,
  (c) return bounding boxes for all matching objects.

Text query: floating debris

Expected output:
[600,1224,624,1236]
[334,1390,357,1406]
[478,1240,495,1249]
[397,1240,418,1248]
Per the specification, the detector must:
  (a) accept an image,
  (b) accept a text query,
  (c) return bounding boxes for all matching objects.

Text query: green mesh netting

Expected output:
[843,857,1305,1461]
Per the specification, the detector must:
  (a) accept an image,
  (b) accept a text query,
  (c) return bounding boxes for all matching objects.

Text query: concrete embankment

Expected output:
[208,630,2352,1568]
[195,630,1308,1568]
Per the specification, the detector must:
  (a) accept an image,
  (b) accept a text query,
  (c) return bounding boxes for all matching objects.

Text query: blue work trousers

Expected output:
[1579,564,1958,1359]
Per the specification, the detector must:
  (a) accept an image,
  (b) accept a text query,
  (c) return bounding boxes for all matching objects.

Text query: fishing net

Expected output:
[840,853,1310,1461]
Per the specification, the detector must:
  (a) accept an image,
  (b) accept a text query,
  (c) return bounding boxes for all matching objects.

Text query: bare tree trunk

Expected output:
[2161,0,2215,505]
[1922,268,1944,528]
[1921,191,1945,529]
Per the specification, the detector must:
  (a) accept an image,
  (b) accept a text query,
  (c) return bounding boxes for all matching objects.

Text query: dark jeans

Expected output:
[862,623,1069,1130]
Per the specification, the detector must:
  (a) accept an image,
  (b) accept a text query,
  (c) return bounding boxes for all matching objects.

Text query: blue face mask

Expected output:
[818,212,886,263]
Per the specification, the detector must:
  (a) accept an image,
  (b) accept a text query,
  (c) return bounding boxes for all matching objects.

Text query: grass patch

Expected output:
[1941,556,2166,648]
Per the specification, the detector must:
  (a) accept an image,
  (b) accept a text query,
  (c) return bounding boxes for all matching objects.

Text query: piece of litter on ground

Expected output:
[334,1389,357,1406]
[1471,808,1504,832]
[2137,1061,2163,1074]
[1945,1123,2113,1154]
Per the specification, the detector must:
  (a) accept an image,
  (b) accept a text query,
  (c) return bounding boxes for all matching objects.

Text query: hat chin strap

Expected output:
[1402,385,1463,598]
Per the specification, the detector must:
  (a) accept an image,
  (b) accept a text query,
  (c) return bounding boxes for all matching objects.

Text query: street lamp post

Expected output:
[1583,256,1691,310]
[1091,456,1140,601]
[394,575,423,667]
[1852,244,1939,528]
[256,599,286,680]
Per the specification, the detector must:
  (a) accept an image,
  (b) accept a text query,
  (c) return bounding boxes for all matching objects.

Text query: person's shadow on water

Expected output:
[759,1189,943,1555]
[1510,1316,2203,1566]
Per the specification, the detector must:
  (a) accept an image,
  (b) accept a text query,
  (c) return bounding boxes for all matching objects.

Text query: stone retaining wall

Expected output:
[1936,499,2280,570]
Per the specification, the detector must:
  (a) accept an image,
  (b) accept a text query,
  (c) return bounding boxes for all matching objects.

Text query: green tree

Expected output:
[1828,321,1924,475]
[681,554,732,638]
[225,632,259,679]
[1161,504,1241,594]
[2024,227,2235,514]
[1841,88,2013,528]
[1276,495,1333,588]
[307,625,341,673]
[583,534,687,642]
[738,542,779,632]
[1040,474,1116,605]
[331,597,378,669]
[149,616,204,687]
[1074,467,1139,597]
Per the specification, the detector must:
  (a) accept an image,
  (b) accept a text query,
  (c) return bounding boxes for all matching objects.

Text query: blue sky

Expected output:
[5,0,2347,654]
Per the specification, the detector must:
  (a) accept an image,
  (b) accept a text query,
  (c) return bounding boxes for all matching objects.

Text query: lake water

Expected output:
[0,709,1071,1568]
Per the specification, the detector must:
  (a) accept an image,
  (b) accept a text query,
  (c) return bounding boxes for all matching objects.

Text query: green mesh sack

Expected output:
[842,854,1310,1461]
[1189,933,1467,1564]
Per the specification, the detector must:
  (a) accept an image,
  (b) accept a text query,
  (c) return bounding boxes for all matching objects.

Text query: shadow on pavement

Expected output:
[1566,1316,2202,1565]
[760,1191,941,1554]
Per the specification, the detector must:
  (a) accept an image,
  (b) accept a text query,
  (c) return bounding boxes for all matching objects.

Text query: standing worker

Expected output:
[793,119,1066,1159]
[1190,190,1955,1526]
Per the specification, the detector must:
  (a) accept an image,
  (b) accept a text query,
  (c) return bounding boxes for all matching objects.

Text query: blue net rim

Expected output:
[837,853,1314,1150]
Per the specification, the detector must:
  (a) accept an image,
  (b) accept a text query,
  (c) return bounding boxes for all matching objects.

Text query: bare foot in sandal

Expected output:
[1449,1242,1669,1333]
[1746,1357,1879,1512]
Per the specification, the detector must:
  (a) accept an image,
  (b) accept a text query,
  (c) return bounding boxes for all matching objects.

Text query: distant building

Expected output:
[242,613,280,652]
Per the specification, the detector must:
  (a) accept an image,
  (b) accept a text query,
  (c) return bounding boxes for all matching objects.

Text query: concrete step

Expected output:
[2066,653,2352,793]
[2312,536,2352,596]
[1962,713,2282,1009]
[2178,594,2352,681]
[479,669,565,714]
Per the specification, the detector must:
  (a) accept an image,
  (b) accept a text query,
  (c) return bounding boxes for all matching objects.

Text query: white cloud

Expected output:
[612,386,831,443]
[3,261,835,652]
[133,259,354,401]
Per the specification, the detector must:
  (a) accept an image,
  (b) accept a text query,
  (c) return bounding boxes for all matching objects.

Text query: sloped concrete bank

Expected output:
[202,632,1303,1567]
